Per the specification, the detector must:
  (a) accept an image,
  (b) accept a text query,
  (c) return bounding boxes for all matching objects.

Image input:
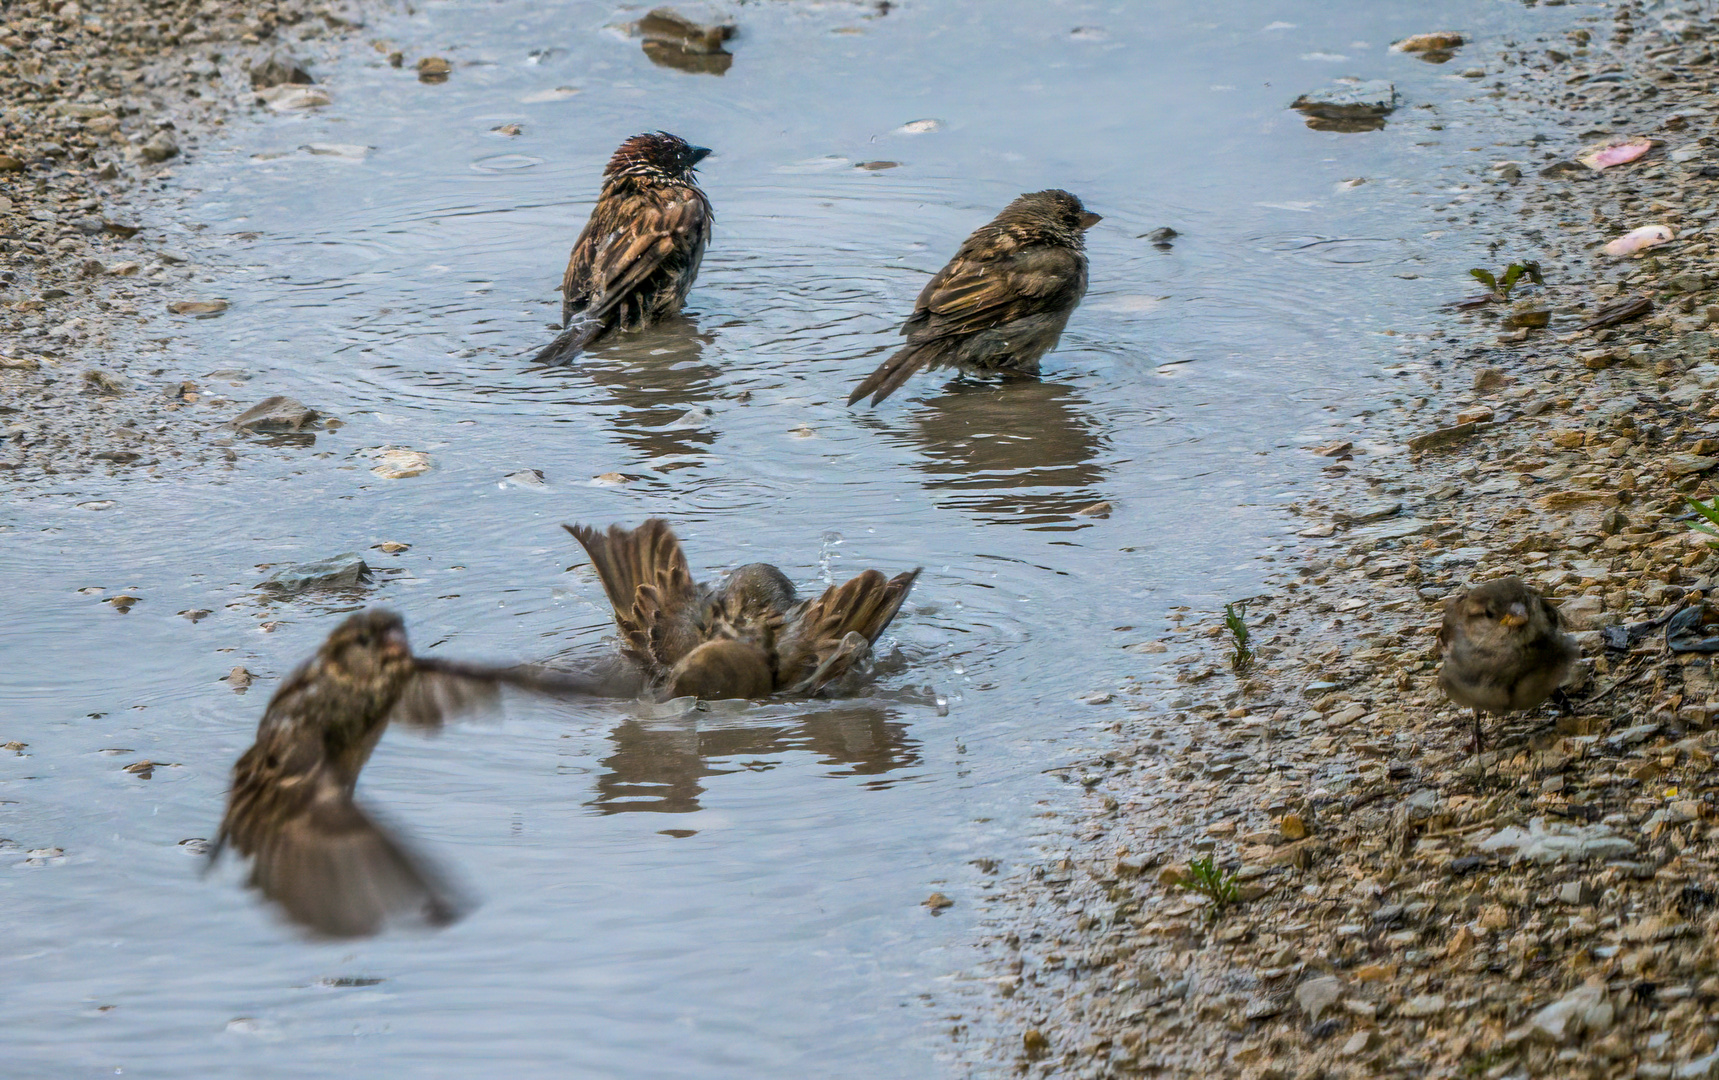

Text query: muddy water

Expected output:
[1,1,1577,1076]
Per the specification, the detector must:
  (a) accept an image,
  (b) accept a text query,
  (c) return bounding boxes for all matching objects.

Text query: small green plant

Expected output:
[1224,602,1252,673]
[1684,494,1719,549]
[1176,855,1240,915]
[1468,260,1544,302]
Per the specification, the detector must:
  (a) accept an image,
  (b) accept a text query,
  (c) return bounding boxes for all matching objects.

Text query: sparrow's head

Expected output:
[998,189,1102,245]
[1457,577,1549,635]
[318,609,417,692]
[606,131,712,184]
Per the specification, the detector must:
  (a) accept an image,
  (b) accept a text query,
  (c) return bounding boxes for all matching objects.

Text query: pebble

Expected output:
[371,449,432,479]
[258,553,372,594]
[230,396,320,433]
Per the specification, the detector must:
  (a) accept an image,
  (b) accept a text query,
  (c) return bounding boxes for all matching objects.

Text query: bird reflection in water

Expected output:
[590,704,922,815]
[577,313,723,467]
[897,379,1110,529]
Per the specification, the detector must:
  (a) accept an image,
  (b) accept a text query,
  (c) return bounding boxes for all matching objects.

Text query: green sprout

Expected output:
[1468,260,1544,302]
[1224,602,1253,673]
[1176,855,1240,916]
[1684,494,1719,550]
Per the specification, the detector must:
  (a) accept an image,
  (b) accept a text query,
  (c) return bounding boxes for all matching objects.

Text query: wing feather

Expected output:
[777,568,921,693]
[565,520,704,669]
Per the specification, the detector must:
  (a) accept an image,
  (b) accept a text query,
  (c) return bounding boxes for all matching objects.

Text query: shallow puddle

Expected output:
[1,0,1577,1075]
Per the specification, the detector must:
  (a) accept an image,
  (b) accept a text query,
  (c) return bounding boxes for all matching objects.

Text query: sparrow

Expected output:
[847,189,1100,406]
[1437,577,1578,756]
[532,131,714,366]
[210,609,606,938]
[565,518,920,700]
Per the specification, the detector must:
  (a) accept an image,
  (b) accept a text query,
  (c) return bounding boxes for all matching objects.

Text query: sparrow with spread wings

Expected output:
[531,131,713,366]
[210,610,608,937]
[566,519,920,701]
[847,188,1100,406]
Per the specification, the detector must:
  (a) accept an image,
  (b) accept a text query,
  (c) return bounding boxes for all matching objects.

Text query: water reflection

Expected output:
[591,704,921,815]
[641,40,734,76]
[579,314,722,465]
[899,379,1109,529]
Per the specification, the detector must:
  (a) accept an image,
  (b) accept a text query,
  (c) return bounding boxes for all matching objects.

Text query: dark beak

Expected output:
[1078,211,1103,230]
[689,146,713,166]
[382,624,412,660]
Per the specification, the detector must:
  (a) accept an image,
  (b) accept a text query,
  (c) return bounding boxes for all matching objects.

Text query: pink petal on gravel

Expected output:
[1603,225,1674,257]
[1579,137,1653,170]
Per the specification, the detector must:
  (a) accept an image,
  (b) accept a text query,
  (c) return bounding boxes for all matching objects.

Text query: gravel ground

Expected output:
[0,0,377,478]
[961,4,1719,1079]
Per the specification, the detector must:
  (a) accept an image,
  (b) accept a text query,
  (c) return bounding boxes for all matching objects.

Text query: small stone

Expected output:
[593,472,630,485]
[250,51,314,88]
[221,666,254,692]
[1340,1030,1380,1057]
[1393,32,1464,52]
[372,449,432,479]
[1022,1028,1050,1058]
[1280,813,1308,840]
[922,892,953,911]
[139,131,178,163]
[416,56,452,82]
[1075,500,1113,518]
[1445,925,1476,957]
[1667,454,1719,478]
[259,553,372,594]
[1291,79,1398,120]
[376,541,410,554]
[1558,880,1598,905]
[1502,307,1551,330]
[1295,976,1343,1023]
[1516,983,1613,1045]
[1333,500,1401,525]
[1399,994,1445,1018]
[167,299,228,316]
[1408,422,1478,453]
[253,85,331,111]
[635,7,736,53]
[230,396,319,432]
[1474,817,1635,864]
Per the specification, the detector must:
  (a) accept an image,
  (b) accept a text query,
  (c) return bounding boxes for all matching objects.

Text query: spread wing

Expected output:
[394,658,616,731]
[562,185,711,326]
[777,568,921,694]
[214,733,465,939]
[565,520,706,669]
[903,237,1086,344]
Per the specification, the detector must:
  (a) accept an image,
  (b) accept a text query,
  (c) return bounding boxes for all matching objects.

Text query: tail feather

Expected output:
[531,317,608,367]
[846,345,931,407]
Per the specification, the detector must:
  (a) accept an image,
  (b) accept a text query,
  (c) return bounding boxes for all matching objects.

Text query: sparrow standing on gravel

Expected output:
[211,609,604,937]
[847,189,1100,406]
[532,131,714,366]
[566,519,920,700]
[1436,577,1578,756]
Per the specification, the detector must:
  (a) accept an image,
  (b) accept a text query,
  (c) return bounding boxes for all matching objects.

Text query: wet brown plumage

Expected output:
[565,519,920,700]
[1437,577,1578,755]
[211,609,606,937]
[847,189,1100,406]
[532,131,713,366]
